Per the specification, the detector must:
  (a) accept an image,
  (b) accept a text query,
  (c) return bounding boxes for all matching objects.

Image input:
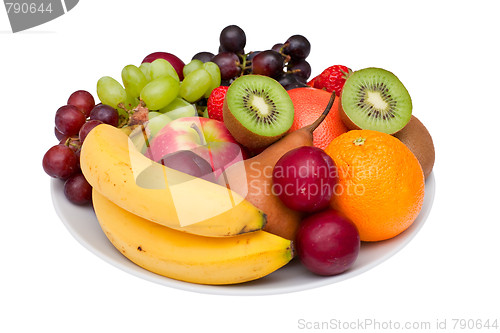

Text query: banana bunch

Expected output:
[80,124,294,285]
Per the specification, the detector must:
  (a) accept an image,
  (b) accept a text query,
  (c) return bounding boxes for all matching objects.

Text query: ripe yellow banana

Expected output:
[93,189,294,285]
[80,124,266,237]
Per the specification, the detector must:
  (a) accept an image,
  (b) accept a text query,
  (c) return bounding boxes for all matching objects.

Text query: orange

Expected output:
[288,87,348,150]
[324,130,425,242]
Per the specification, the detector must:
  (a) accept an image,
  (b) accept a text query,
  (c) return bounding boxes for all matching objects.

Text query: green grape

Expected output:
[158,97,192,113]
[183,59,203,78]
[148,111,162,119]
[123,94,140,110]
[150,58,180,82]
[146,112,172,137]
[164,105,197,120]
[97,76,128,108]
[139,62,152,81]
[179,68,212,103]
[140,76,180,110]
[122,65,148,98]
[202,62,222,98]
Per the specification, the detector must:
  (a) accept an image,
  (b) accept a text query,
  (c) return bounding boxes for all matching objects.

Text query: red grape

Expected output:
[272,146,338,212]
[42,144,78,180]
[160,150,215,183]
[89,104,119,127]
[251,50,284,78]
[212,52,241,80]
[67,90,95,117]
[220,25,246,53]
[64,173,92,205]
[142,52,186,80]
[59,135,81,152]
[296,209,360,276]
[54,127,66,141]
[55,105,86,136]
[79,120,103,143]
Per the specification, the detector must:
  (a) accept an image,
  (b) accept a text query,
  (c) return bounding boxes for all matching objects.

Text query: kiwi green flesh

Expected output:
[225,75,294,137]
[341,67,412,134]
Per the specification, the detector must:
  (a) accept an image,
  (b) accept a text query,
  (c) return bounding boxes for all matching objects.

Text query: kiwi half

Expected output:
[340,67,412,134]
[223,75,295,149]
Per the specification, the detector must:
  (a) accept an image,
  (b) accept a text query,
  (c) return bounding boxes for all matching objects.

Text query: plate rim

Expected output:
[51,172,435,296]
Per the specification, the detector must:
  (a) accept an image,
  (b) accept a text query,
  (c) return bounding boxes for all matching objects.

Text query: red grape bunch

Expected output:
[43,90,120,205]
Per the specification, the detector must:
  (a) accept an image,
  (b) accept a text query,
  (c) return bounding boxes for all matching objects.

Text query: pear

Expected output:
[219,92,336,240]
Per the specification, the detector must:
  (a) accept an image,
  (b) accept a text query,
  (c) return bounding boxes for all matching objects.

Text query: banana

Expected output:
[80,124,266,237]
[93,189,294,285]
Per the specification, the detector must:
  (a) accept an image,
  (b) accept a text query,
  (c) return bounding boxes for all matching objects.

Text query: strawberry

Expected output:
[307,75,319,87]
[313,65,352,96]
[207,86,229,121]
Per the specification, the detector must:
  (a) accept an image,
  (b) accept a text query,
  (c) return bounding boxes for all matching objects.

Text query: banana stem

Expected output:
[308,92,336,133]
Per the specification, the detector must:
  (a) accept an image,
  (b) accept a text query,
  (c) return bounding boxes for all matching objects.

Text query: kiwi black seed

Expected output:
[340,67,412,134]
[223,75,295,149]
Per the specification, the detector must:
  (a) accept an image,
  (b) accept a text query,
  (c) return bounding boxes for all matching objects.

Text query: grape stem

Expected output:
[239,53,249,76]
[307,92,336,133]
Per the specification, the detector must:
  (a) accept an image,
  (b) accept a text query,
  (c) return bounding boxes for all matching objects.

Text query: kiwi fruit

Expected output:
[393,115,435,179]
[223,75,295,149]
[340,67,412,134]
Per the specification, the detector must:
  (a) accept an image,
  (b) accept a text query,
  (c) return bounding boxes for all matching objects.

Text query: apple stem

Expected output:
[190,123,207,145]
[308,92,336,133]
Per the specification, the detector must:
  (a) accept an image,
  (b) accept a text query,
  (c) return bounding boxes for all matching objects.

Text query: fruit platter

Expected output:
[44,25,436,294]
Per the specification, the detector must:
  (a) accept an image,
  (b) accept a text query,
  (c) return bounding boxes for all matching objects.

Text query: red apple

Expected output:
[147,117,244,178]
[142,52,186,80]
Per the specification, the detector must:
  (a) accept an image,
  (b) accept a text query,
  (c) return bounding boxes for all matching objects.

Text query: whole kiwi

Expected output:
[393,115,435,179]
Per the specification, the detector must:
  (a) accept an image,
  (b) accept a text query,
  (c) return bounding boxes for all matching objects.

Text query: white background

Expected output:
[1,0,499,332]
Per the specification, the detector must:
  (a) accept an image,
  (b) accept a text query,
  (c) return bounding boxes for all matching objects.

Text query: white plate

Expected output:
[51,173,435,296]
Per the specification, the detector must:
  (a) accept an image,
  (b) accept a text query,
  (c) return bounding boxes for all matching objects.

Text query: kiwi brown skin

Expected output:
[393,115,435,179]
[222,97,286,150]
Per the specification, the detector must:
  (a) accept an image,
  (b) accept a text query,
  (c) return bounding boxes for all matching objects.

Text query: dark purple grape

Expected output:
[220,25,246,53]
[220,79,233,87]
[272,146,338,212]
[251,50,284,78]
[160,150,215,182]
[246,51,261,61]
[42,144,78,180]
[67,90,95,118]
[192,51,215,63]
[212,52,241,80]
[79,119,103,143]
[277,73,308,90]
[55,105,86,136]
[64,173,92,205]
[89,104,119,127]
[296,209,360,276]
[271,43,284,53]
[287,59,312,82]
[283,35,311,60]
